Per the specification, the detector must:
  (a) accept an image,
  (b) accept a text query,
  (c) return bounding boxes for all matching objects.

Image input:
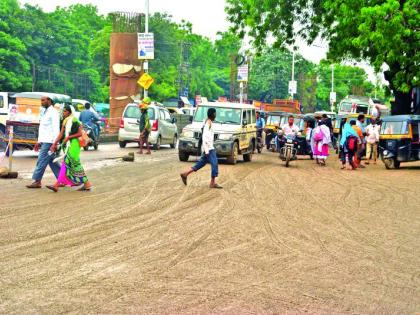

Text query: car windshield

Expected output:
[380,121,408,135]
[267,115,281,125]
[194,106,241,125]
[124,106,155,120]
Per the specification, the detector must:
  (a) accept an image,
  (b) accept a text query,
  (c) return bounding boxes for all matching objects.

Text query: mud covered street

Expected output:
[0,146,419,314]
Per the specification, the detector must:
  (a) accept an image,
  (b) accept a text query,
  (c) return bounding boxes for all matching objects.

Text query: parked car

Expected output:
[178,102,257,164]
[118,103,178,150]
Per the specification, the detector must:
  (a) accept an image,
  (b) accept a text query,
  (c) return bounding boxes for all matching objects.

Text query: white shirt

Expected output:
[202,119,214,154]
[38,106,60,143]
[366,124,380,143]
[281,124,299,136]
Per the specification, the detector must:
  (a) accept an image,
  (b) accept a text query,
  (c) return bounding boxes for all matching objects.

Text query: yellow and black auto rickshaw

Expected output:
[264,111,289,150]
[379,115,420,169]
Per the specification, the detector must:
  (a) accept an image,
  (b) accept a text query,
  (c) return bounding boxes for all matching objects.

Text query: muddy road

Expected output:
[1,146,419,314]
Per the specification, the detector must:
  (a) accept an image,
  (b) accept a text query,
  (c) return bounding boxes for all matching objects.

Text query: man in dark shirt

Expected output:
[138,98,152,154]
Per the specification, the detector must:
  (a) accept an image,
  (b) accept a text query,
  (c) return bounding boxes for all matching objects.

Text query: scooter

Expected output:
[83,124,99,151]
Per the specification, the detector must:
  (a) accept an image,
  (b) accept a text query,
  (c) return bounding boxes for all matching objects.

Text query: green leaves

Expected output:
[226,0,420,94]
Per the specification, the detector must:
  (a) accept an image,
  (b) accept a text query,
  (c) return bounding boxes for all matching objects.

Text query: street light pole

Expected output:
[291,50,295,101]
[143,0,149,99]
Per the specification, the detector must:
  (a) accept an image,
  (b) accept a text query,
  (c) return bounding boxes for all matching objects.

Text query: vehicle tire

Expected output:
[257,146,262,154]
[83,146,89,151]
[93,143,98,150]
[244,141,254,162]
[119,141,127,148]
[0,126,6,152]
[285,147,291,167]
[384,158,398,169]
[227,142,238,165]
[179,151,189,162]
[170,135,177,149]
[153,136,161,150]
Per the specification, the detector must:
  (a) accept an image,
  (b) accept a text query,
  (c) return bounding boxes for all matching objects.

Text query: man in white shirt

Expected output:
[365,118,380,164]
[281,116,300,136]
[180,107,222,189]
[26,96,61,188]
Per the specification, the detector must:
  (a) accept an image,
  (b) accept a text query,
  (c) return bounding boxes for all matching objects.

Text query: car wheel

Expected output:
[83,146,89,151]
[153,136,161,150]
[170,135,177,149]
[243,142,254,162]
[179,151,189,162]
[384,158,397,169]
[119,141,127,148]
[227,142,238,165]
[0,126,6,152]
[94,143,98,150]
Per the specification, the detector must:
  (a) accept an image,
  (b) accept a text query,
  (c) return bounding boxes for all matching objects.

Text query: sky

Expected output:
[19,0,380,82]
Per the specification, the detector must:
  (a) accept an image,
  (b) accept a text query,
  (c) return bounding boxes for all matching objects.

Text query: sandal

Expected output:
[180,174,188,186]
[46,185,58,193]
[77,186,91,192]
[26,182,42,189]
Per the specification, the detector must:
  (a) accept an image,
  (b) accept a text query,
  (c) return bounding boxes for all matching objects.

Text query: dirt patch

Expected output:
[0,152,419,314]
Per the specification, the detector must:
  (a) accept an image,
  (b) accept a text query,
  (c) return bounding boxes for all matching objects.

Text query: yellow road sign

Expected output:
[138,73,154,90]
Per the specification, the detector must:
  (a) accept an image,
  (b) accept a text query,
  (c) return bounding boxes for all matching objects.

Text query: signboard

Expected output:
[288,80,297,95]
[237,65,249,82]
[138,33,154,60]
[330,91,337,103]
[137,73,154,89]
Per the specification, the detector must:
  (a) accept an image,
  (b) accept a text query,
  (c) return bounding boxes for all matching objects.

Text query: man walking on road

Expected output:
[180,108,222,189]
[26,96,61,188]
[138,98,152,155]
[365,118,380,164]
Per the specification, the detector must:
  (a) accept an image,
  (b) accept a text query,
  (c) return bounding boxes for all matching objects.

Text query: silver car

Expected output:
[118,103,178,150]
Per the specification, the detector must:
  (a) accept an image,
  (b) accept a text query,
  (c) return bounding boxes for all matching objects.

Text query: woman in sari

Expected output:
[46,105,92,192]
[312,120,331,166]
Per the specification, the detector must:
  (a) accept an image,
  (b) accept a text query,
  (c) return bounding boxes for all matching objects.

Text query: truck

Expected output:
[0,92,72,155]
[253,99,302,114]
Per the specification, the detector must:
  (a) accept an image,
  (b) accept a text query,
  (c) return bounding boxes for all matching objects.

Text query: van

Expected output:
[118,103,178,150]
[178,102,257,164]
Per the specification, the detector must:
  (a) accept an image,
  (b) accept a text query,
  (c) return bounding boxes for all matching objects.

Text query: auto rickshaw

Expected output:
[336,113,374,155]
[379,115,420,169]
[263,111,289,150]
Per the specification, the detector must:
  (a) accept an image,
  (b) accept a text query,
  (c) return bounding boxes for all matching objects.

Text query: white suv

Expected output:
[118,103,178,150]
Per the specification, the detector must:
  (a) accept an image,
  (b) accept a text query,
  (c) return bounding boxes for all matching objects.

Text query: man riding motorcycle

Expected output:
[256,111,265,152]
[276,115,299,150]
[79,103,101,140]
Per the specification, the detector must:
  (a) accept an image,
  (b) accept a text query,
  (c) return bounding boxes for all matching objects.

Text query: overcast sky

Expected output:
[20,0,328,62]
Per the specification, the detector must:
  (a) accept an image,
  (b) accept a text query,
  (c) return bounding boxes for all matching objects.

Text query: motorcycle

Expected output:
[279,133,298,167]
[82,124,99,151]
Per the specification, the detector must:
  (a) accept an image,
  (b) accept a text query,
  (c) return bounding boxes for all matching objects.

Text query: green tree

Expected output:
[226,0,420,114]
[0,0,31,91]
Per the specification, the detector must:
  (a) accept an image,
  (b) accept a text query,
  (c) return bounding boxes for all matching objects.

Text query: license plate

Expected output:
[287,139,293,143]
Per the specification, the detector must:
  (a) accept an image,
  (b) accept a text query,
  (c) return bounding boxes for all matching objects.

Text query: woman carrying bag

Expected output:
[46,105,92,192]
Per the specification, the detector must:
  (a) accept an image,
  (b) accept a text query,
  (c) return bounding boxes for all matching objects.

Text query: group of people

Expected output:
[338,114,380,170]
[26,96,97,192]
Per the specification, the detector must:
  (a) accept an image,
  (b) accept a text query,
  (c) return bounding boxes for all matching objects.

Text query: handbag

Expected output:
[79,129,89,147]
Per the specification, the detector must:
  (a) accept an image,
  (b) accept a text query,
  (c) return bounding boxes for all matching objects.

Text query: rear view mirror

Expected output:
[242,119,248,126]
[189,116,193,123]
[172,117,177,124]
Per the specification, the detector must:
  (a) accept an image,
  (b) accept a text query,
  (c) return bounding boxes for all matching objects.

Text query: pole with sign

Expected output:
[139,0,153,99]
[237,63,248,103]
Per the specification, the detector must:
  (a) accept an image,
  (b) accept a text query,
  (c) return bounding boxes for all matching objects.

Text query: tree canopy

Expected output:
[226,0,419,113]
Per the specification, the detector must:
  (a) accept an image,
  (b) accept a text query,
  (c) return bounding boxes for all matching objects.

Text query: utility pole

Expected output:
[143,0,149,99]
[330,64,336,111]
[290,50,296,101]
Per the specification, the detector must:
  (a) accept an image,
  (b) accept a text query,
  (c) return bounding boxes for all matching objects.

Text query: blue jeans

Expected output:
[32,143,61,181]
[192,149,218,178]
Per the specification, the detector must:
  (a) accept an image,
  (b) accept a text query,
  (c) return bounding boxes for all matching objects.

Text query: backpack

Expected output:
[313,128,324,142]
[346,135,358,152]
